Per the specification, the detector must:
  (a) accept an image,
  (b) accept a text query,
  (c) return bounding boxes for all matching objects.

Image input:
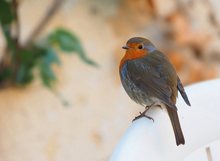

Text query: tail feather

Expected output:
[167,106,185,145]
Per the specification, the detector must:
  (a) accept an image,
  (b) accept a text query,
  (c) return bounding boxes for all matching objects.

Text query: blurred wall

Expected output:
[0,0,220,161]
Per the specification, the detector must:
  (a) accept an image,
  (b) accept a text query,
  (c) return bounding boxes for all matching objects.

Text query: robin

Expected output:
[119,37,191,146]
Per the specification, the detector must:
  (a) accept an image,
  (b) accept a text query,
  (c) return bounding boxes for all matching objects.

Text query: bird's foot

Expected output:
[132,103,156,122]
[132,111,154,122]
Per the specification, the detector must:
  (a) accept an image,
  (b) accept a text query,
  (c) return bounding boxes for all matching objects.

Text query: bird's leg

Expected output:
[132,103,155,122]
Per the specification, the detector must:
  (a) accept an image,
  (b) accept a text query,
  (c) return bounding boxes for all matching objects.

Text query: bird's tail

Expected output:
[167,106,185,146]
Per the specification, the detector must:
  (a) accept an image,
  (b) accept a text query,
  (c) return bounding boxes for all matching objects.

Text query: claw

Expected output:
[144,115,154,122]
[132,113,154,122]
[132,103,156,122]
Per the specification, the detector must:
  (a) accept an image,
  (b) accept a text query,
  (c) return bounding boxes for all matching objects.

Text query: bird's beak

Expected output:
[122,46,129,50]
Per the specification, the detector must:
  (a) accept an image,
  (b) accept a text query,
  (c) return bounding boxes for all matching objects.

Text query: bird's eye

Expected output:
[138,44,143,49]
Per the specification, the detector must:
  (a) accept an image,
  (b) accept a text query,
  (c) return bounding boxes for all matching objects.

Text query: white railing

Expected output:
[110,79,220,161]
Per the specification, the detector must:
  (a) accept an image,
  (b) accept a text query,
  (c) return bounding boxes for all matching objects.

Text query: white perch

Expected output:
[110,79,220,161]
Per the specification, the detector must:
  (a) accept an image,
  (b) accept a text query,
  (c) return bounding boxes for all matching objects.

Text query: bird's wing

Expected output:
[127,56,177,110]
[177,76,191,106]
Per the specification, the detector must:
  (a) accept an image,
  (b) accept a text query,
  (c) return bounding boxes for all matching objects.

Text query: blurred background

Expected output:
[0,0,220,161]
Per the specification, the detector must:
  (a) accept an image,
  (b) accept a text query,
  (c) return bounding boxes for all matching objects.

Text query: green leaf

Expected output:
[39,63,56,88]
[1,25,17,57]
[48,28,98,66]
[15,47,37,85]
[15,45,60,86]
[37,47,60,88]
[0,0,14,25]
[0,68,13,82]
[41,48,60,65]
[16,64,33,85]
[18,49,35,64]
[78,54,98,66]
[48,28,79,52]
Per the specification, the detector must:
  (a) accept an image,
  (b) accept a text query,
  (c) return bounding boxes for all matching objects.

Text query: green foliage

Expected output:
[0,0,97,89]
[37,47,60,88]
[48,29,98,66]
[15,46,60,87]
[0,0,14,25]
[0,68,12,82]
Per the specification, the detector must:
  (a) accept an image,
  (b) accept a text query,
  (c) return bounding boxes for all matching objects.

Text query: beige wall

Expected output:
[0,1,139,161]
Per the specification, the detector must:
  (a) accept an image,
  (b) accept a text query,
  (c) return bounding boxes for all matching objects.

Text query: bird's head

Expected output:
[123,37,156,53]
[122,37,156,60]
[119,37,156,69]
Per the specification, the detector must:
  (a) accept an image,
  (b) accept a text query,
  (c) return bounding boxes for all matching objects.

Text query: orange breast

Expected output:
[119,49,147,70]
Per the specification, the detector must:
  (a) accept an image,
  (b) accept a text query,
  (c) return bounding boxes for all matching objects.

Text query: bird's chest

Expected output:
[120,62,158,106]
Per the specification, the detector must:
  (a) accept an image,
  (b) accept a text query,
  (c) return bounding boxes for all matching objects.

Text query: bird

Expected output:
[119,37,191,146]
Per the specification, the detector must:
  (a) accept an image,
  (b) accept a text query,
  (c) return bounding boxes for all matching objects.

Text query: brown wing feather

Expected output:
[177,76,191,106]
[127,52,178,109]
